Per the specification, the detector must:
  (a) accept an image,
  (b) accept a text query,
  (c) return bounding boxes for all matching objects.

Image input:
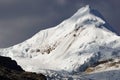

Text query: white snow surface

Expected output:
[0,5,120,79]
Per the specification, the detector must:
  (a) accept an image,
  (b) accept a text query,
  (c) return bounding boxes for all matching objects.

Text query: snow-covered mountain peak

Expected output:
[59,5,105,33]
[0,5,120,78]
[71,5,91,19]
[71,5,104,22]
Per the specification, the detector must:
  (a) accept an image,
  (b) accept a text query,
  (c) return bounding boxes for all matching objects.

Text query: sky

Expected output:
[0,0,119,48]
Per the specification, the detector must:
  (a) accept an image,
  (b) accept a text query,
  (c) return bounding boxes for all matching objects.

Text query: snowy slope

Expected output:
[0,5,120,79]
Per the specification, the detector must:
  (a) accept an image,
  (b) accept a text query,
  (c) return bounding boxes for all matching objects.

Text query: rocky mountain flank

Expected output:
[0,56,46,80]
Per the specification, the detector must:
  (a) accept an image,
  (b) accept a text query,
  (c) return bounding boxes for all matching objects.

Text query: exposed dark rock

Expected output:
[0,56,47,80]
[0,56,23,71]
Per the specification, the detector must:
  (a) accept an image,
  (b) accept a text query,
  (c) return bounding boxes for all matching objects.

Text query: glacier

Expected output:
[0,5,120,79]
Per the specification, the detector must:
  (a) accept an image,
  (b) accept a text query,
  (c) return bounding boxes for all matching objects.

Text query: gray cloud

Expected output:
[0,0,119,47]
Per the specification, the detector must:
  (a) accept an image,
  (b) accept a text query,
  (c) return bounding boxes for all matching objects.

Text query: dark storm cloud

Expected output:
[0,0,119,47]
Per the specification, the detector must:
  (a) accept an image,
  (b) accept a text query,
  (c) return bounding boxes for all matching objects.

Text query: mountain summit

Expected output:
[0,5,120,79]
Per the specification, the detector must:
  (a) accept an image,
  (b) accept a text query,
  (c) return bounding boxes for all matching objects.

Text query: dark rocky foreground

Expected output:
[0,56,46,80]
